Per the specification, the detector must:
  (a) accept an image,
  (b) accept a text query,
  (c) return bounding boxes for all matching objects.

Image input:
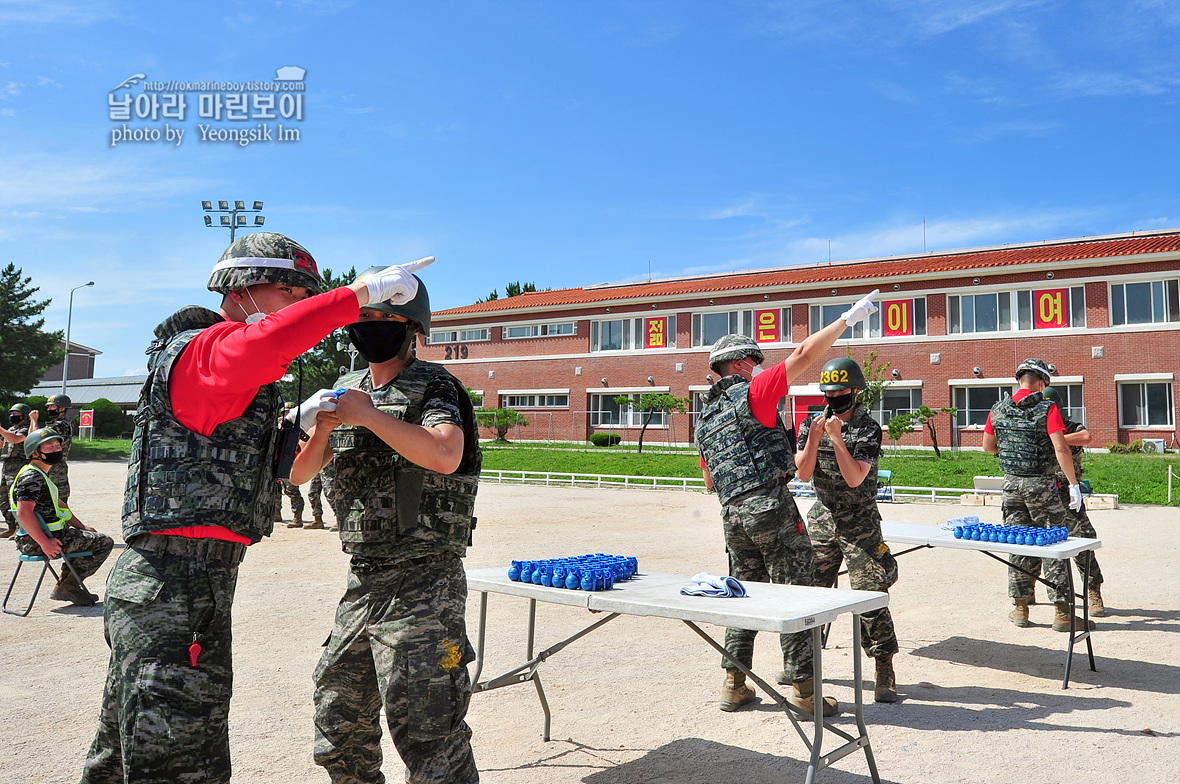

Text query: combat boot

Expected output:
[1052,602,1096,632]
[274,508,283,523]
[0,522,17,538]
[718,670,756,712]
[874,654,897,703]
[788,678,839,717]
[287,512,304,529]
[1088,587,1106,617]
[1008,598,1031,628]
[306,515,325,530]
[50,573,97,606]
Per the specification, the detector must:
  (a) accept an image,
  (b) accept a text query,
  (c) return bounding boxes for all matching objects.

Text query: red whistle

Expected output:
[189,640,202,667]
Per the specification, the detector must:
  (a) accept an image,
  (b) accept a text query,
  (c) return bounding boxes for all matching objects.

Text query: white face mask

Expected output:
[240,289,266,325]
[750,363,763,377]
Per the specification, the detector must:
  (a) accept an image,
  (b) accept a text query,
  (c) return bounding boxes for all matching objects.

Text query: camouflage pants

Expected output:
[1003,474,1069,604]
[48,460,71,505]
[807,501,899,659]
[308,467,335,518]
[720,477,816,684]
[313,553,478,784]
[279,479,306,516]
[14,526,113,582]
[1,465,18,527]
[81,542,242,784]
[1049,486,1103,589]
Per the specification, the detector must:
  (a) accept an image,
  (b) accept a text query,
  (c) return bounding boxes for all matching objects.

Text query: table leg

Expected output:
[1082,552,1096,673]
[852,615,881,784]
[527,598,553,740]
[470,591,488,687]
[805,626,824,784]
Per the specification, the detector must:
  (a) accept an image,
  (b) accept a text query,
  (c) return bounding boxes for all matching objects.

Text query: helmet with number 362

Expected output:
[818,357,866,392]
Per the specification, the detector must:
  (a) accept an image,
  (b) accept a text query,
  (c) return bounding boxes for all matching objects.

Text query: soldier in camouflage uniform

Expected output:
[278,477,308,527]
[1043,386,1105,617]
[291,270,482,784]
[795,357,899,703]
[9,428,112,605]
[982,359,1090,633]
[697,289,879,719]
[81,234,431,784]
[308,462,335,529]
[43,394,75,505]
[1,403,35,538]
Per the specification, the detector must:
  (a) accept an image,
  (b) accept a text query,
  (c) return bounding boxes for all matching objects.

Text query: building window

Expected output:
[809,303,864,340]
[1051,384,1085,425]
[501,394,569,409]
[591,318,644,352]
[869,387,923,426]
[953,385,1013,427]
[502,321,577,339]
[1015,287,1086,330]
[1110,280,1180,326]
[589,393,666,427]
[428,327,489,344]
[868,298,927,338]
[692,310,754,346]
[948,293,1011,334]
[642,315,677,349]
[468,390,484,408]
[1118,382,1174,427]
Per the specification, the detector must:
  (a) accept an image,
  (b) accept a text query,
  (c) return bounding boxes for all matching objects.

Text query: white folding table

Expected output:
[880,521,1100,688]
[466,568,889,784]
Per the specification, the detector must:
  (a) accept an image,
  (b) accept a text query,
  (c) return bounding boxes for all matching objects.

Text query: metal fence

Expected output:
[476,410,699,447]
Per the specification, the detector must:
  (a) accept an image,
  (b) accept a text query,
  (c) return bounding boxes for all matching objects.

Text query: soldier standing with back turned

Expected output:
[794,357,899,703]
[982,358,1090,632]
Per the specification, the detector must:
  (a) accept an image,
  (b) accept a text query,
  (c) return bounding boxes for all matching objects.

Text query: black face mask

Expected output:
[826,391,857,415]
[347,320,412,364]
[9,414,23,425]
[39,451,64,465]
[43,410,59,423]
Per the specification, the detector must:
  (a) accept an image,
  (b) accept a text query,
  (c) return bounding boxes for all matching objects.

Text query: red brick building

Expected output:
[422,229,1180,450]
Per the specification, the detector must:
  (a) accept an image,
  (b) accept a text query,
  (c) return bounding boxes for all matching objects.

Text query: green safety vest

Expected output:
[8,463,72,534]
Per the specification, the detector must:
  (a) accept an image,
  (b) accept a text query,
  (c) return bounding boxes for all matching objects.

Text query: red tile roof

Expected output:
[435,230,1180,317]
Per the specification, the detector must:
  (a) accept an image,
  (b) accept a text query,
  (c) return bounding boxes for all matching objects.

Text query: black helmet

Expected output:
[9,403,31,417]
[207,232,324,295]
[1015,358,1051,385]
[355,266,431,334]
[818,357,866,392]
[708,334,764,375]
[48,394,71,409]
[1042,386,1064,409]
[24,427,62,458]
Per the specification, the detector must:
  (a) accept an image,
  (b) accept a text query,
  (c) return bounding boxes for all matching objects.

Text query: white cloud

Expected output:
[0,0,116,25]
[1,81,21,98]
[123,367,147,376]
[0,152,212,211]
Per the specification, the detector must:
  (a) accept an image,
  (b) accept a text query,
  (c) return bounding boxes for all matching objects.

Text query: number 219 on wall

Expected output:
[882,299,913,337]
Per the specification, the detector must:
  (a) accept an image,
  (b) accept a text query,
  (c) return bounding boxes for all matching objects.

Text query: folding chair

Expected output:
[876,469,894,502]
[2,511,93,617]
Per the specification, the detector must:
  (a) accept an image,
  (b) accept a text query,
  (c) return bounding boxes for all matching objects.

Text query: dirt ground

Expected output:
[2,461,1178,784]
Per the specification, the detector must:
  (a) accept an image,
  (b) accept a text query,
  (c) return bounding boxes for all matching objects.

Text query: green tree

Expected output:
[90,397,126,438]
[476,281,545,304]
[276,266,368,405]
[851,348,891,410]
[886,412,915,454]
[474,407,529,442]
[0,263,63,403]
[911,404,958,458]
[613,393,689,453]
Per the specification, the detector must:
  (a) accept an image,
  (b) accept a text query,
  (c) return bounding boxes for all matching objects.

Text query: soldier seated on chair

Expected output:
[9,428,113,606]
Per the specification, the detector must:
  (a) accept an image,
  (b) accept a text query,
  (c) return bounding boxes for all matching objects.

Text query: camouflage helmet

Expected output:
[818,356,867,392]
[1015,358,1051,385]
[9,403,31,417]
[356,266,431,334]
[207,232,324,295]
[47,394,71,409]
[24,427,63,458]
[708,334,764,374]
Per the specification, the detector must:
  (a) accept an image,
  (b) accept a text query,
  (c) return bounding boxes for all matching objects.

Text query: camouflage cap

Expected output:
[1015,357,1051,385]
[9,403,31,416]
[24,427,62,458]
[207,232,324,295]
[708,334,764,374]
[47,394,71,409]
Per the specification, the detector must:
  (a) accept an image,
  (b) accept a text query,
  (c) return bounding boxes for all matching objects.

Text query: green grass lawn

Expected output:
[71,438,1180,505]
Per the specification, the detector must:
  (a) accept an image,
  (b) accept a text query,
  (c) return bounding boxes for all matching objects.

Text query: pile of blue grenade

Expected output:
[952,521,1070,546]
[507,554,639,591]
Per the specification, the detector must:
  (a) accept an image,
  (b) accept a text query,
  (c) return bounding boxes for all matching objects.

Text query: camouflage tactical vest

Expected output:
[991,392,1055,477]
[811,404,880,509]
[122,306,280,543]
[697,375,796,506]
[328,359,481,559]
[1,423,29,477]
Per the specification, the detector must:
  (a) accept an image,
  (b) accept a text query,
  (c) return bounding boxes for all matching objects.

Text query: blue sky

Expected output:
[2,0,1177,376]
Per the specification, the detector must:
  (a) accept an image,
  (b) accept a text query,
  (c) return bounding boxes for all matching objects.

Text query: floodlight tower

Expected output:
[201,199,266,242]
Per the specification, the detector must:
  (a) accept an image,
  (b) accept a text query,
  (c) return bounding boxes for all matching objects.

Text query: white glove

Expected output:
[1068,484,1083,512]
[285,389,338,432]
[841,289,880,327]
[358,257,435,305]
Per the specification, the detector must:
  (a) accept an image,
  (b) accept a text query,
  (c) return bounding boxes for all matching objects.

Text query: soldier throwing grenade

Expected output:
[794,358,900,703]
